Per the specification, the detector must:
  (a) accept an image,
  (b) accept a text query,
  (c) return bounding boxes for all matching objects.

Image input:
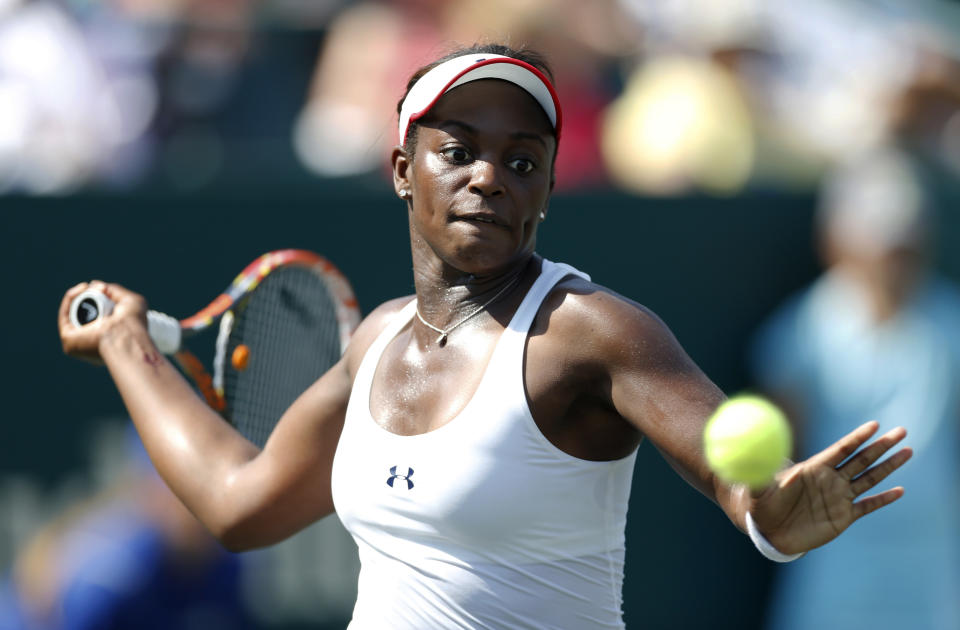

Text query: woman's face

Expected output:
[395,79,556,277]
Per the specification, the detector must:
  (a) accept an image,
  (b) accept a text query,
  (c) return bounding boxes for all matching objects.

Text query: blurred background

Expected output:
[2,0,960,628]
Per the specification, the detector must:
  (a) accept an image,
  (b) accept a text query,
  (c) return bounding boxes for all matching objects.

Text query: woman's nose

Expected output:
[468,160,505,197]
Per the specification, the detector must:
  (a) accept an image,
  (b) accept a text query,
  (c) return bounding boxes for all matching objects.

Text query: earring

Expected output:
[399,190,410,200]
[539,211,546,221]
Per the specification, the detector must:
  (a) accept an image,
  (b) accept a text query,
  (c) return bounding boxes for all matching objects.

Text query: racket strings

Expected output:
[223,267,343,448]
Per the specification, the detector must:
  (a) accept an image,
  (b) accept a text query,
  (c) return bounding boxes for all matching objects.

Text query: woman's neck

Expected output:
[411,251,535,332]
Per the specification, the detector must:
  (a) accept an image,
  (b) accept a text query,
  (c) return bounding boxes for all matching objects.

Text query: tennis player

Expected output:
[58,44,912,629]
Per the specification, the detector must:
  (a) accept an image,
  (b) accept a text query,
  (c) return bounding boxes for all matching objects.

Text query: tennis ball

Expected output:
[231,344,250,371]
[703,395,791,489]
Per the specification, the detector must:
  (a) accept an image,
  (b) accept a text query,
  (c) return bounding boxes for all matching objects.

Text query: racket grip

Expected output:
[69,289,182,354]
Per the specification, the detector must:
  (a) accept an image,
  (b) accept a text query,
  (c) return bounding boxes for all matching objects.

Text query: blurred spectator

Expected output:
[602,0,757,195]
[0,429,252,630]
[609,0,960,194]
[292,0,447,178]
[601,54,755,195]
[0,0,336,194]
[0,0,188,193]
[890,40,960,176]
[750,148,960,630]
[0,0,132,193]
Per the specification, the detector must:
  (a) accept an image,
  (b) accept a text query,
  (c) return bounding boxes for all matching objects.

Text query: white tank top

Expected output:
[331,259,637,629]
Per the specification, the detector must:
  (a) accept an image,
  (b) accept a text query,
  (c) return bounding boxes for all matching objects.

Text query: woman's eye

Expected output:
[508,158,535,174]
[441,147,471,163]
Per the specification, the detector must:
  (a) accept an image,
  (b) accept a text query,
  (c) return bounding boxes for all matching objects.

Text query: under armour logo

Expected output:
[386,466,414,490]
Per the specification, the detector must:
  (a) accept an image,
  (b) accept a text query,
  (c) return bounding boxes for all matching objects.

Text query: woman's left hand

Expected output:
[747,421,912,555]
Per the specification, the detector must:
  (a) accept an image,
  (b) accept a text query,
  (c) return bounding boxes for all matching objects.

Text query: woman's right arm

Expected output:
[58,281,401,551]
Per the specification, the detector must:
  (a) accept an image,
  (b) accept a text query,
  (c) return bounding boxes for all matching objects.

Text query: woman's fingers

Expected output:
[59,280,147,363]
[101,283,148,317]
[853,486,906,520]
[814,421,880,468]
[850,447,913,496]
[98,281,127,302]
[838,426,908,480]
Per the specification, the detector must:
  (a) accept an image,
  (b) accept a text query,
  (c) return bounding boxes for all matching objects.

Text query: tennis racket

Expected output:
[69,249,361,448]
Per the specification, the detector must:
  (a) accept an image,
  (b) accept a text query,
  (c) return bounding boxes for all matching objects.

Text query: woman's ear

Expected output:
[392,146,411,201]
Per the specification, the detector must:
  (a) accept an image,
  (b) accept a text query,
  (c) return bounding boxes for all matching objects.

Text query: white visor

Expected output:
[397,53,561,146]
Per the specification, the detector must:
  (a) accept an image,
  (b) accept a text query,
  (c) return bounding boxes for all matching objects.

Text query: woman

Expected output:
[59,44,911,629]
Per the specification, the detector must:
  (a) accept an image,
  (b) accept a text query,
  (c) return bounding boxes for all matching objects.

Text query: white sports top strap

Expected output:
[480,259,589,379]
[506,259,589,335]
[352,299,416,393]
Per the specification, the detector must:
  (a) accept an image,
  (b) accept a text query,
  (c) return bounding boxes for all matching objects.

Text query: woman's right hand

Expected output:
[58,281,149,364]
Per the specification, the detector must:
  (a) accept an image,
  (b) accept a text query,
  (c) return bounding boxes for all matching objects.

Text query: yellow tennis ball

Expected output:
[703,395,792,489]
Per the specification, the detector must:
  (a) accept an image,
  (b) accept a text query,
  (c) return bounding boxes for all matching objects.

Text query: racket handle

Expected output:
[69,289,182,354]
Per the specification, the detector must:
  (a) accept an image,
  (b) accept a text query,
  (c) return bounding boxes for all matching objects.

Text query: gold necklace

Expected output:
[415,273,522,346]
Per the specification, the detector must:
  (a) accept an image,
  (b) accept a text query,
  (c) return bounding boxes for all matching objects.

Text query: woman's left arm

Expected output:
[586,290,911,555]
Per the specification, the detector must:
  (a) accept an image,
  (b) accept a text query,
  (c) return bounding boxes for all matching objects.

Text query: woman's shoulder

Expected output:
[537,275,679,365]
[366,295,417,321]
[342,295,415,371]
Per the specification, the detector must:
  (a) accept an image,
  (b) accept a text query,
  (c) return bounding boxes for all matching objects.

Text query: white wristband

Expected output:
[746,512,805,563]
